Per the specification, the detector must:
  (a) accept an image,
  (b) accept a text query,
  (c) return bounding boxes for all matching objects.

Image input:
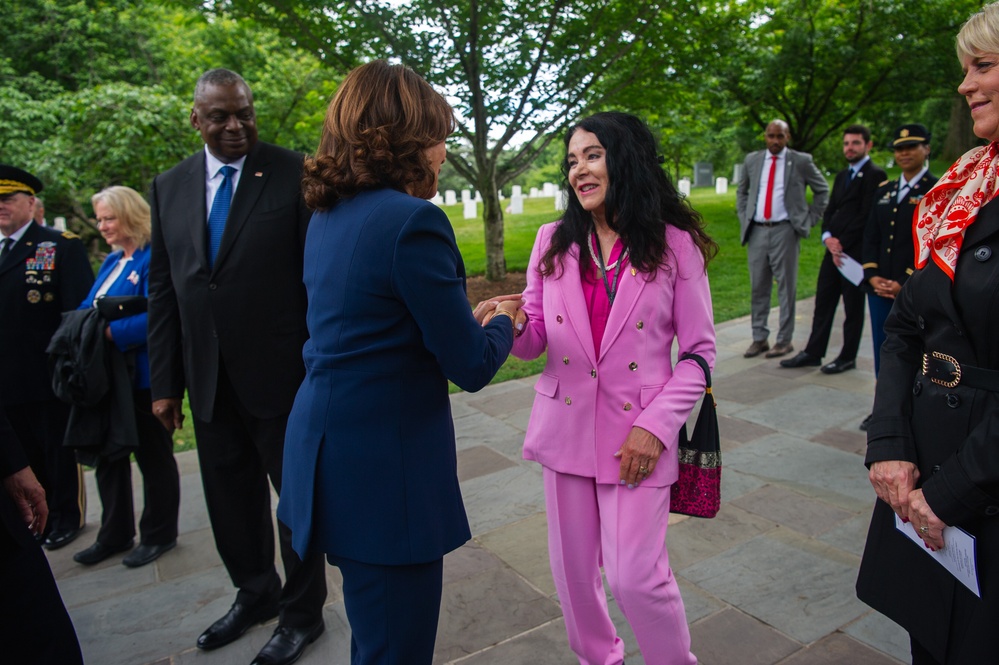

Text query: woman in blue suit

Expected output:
[279,61,520,665]
[72,186,180,568]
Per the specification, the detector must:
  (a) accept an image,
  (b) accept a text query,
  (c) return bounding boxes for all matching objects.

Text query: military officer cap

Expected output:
[891,124,931,149]
[0,165,44,196]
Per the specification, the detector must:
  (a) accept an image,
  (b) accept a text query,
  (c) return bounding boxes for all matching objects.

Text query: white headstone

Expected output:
[678,178,691,197]
[497,190,503,200]
[543,182,556,197]
[463,199,477,219]
[444,190,457,205]
[474,190,482,202]
[53,216,67,231]
[510,193,524,214]
[461,189,472,202]
[555,190,568,211]
[715,177,728,195]
[512,185,522,198]
[530,187,539,198]
[732,164,744,186]
[432,194,444,206]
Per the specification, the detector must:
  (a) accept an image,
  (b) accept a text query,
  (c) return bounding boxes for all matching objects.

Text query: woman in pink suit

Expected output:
[512,112,716,664]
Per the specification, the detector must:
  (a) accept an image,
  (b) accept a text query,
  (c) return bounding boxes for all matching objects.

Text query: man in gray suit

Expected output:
[736,120,829,358]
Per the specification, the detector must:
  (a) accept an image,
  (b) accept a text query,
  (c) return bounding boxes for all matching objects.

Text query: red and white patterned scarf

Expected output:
[914,141,999,280]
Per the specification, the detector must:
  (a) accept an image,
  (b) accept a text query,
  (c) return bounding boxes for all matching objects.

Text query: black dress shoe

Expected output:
[197,601,280,651]
[779,351,822,368]
[44,527,83,550]
[122,540,176,568]
[250,621,324,665]
[821,358,856,374]
[74,539,134,565]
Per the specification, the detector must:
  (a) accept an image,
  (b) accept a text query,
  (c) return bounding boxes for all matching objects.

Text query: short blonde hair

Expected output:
[958,2,999,60]
[91,186,151,248]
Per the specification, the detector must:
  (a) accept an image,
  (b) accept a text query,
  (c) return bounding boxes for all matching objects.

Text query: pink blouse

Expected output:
[581,236,629,355]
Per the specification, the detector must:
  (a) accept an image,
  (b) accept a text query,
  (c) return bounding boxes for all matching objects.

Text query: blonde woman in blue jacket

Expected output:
[72,186,179,569]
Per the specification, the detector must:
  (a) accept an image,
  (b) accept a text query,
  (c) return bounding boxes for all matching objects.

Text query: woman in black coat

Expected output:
[856,4,999,663]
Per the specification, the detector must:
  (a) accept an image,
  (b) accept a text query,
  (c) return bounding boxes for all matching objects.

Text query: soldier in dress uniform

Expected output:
[0,165,94,548]
[859,124,937,429]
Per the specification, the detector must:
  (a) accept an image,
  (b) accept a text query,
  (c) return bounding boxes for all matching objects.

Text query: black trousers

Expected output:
[193,364,326,629]
[911,635,942,665]
[0,522,84,664]
[94,389,180,547]
[803,251,866,361]
[4,401,84,533]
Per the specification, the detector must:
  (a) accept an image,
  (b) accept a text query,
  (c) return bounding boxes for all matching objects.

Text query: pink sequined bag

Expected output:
[670,353,721,518]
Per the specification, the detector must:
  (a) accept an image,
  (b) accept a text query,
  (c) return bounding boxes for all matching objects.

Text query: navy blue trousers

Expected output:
[867,292,894,377]
[330,554,444,665]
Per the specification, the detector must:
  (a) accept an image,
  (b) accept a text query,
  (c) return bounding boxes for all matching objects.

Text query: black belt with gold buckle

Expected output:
[922,351,999,391]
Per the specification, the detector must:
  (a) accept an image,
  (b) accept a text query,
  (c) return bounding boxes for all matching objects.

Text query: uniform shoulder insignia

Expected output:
[61,231,79,239]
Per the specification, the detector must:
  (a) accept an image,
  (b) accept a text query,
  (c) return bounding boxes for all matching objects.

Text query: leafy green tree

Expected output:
[218,0,700,280]
[0,0,156,91]
[0,1,336,245]
[707,0,980,156]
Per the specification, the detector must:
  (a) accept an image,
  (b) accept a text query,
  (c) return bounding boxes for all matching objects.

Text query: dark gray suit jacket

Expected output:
[736,148,829,245]
[147,141,311,420]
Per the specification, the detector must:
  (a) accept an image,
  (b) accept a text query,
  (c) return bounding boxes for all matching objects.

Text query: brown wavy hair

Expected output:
[303,61,455,210]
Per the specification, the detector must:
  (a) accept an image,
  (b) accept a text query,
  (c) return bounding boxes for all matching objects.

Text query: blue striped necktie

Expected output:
[208,165,235,267]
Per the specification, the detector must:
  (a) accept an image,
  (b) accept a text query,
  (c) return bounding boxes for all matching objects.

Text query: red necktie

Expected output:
[763,155,777,220]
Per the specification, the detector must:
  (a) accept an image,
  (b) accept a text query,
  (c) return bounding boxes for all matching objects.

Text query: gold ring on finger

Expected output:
[919,525,929,534]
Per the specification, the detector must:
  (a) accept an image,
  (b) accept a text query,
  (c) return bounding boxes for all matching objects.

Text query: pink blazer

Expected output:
[513,222,716,486]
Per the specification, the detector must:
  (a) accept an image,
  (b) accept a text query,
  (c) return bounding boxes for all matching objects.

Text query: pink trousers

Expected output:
[543,467,696,665]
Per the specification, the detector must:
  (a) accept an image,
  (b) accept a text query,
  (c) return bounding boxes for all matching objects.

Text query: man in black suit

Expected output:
[147,69,326,665]
[0,166,93,550]
[0,405,84,665]
[781,124,887,374]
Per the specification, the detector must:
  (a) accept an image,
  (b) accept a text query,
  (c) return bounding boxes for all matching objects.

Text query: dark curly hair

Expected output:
[540,112,717,277]
[303,61,455,210]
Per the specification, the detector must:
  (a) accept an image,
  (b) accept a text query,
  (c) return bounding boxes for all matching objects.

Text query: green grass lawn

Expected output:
[175,163,950,450]
[443,189,829,322]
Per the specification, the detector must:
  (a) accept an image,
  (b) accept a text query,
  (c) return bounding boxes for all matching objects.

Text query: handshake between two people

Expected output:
[473,293,527,337]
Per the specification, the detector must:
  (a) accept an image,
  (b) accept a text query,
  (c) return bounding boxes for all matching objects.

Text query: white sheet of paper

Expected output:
[894,514,980,597]
[835,253,864,286]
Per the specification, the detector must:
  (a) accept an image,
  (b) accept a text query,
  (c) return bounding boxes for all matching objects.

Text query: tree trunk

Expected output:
[941,93,978,163]
[481,175,506,281]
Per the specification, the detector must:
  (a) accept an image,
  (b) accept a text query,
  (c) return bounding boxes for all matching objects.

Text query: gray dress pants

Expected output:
[747,222,799,345]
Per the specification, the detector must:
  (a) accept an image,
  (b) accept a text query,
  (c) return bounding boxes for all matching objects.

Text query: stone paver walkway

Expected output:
[48,297,910,664]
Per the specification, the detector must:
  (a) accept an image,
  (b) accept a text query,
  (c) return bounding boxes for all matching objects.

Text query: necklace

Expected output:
[588,232,629,305]
[588,232,626,270]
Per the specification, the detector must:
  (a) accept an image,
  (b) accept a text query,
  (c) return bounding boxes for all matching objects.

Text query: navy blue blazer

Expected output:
[278,188,513,565]
[78,245,151,389]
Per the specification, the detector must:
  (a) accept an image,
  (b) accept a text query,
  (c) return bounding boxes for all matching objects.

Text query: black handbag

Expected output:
[669,352,721,518]
[95,294,147,321]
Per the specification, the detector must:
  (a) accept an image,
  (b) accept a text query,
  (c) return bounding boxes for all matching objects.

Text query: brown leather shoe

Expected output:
[743,340,770,358]
[765,342,794,358]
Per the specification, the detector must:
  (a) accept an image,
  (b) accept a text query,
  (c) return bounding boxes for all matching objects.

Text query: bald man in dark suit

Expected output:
[147,69,325,665]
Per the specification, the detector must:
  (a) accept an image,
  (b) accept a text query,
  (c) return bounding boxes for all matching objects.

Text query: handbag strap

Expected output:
[679,352,714,406]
